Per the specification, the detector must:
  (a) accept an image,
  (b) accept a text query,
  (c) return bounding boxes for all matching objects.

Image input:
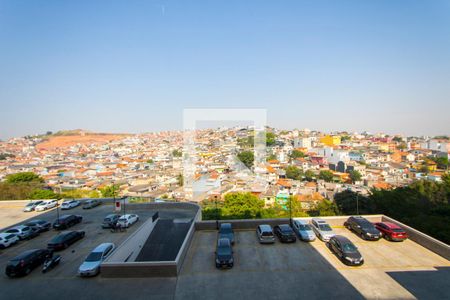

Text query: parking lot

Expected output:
[177,228,450,300]
[1,203,449,300]
[0,202,194,300]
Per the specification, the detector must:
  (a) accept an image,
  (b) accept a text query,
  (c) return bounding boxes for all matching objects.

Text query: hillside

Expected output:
[36,130,129,150]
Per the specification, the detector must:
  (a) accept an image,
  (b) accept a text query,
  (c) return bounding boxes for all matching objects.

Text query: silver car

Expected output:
[256,224,275,244]
[23,201,44,212]
[292,220,316,241]
[311,218,335,241]
[78,243,115,277]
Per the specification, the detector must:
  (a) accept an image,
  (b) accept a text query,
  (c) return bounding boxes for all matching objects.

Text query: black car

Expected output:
[47,231,85,251]
[102,214,121,229]
[83,199,101,209]
[218,223,235,244]
[53,215,83,230]
[327,235,364,266]
[24,219,51,233]
[274,224,297,243]
[344,216,381,241]
[5,249,52,277]
[215,238,234,268]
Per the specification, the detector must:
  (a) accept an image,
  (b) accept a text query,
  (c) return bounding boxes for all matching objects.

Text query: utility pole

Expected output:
[356,192,359,215]
[215,197,219,230]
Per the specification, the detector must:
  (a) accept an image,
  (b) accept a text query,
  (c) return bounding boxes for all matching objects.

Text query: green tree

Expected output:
[266,132,276,147]
[172,149,182,157]
[266,154,277,161]
[319,170,334,182]
[285,166,303,180]
[221,192,265,219]
[290,149,305,159]
[147,159,154,164]
[6,172,44,184]
[304,170,315,181]
[100,184,120,198]
[177,173,184,186]
[348,170,362,183]
[237,151,254,169]
[0,153,14,160]
[29,189,58,200]
[309,199,338,216]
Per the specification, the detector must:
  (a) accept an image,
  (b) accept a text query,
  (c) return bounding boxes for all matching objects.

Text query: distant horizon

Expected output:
[1,1,449,140]
[1,126,448,141]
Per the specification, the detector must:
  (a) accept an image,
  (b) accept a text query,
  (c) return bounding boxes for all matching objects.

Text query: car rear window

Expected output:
[393,228,404,233]
[318,224,332,231]
[261,231,273,237]
[85,252,103,262]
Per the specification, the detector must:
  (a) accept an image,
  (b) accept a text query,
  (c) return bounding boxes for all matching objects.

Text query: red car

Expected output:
[374,222,408,242]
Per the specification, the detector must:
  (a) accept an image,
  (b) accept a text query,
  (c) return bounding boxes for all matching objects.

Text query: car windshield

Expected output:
[299,224,312,231]
[342,243,358,253]
[52,235,66,243]
[217,246,231,256]
[85,252,103,262]
[104,218,111,222]
[360,222,374,230]
[26,203,34,207]
[281,227,293,233]
[318,224,332,231]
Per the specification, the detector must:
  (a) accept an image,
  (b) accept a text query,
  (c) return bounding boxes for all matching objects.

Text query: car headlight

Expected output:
[215,259,220,264]
[229,258,234,263]
[345,256,353,261]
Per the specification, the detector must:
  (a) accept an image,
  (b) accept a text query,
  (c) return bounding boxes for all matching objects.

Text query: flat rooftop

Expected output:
[136,218,192,261]
[176,228,450,300]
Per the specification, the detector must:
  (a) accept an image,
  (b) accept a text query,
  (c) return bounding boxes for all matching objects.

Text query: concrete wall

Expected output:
[195,215,384,230]
[101,261,178,278]
[175,203,203,273]
[382,215,450,260]
[101,202,202,278]
[104,214,158,263]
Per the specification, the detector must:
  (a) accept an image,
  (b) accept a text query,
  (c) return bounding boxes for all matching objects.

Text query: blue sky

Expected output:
[0,0,449,139]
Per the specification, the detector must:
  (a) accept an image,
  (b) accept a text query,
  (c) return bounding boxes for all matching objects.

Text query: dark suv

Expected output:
[102,214,121,229]
[5,249,52,277]
[274,224,297,243]
[53,215,83,230]
[218,223,235,244]
[215,238,234,268]
[344,216,381,241]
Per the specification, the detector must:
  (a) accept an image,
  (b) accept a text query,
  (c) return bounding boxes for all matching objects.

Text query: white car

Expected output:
[117,214,139,228]
[61,200,80,210]
[23,200,44,212]
[78,243,115,277]
[0,233,19,249]
[35,200,58,211]
[311,218,336,242]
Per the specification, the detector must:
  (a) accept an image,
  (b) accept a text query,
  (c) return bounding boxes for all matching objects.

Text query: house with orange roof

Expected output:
[295,192,325,210]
